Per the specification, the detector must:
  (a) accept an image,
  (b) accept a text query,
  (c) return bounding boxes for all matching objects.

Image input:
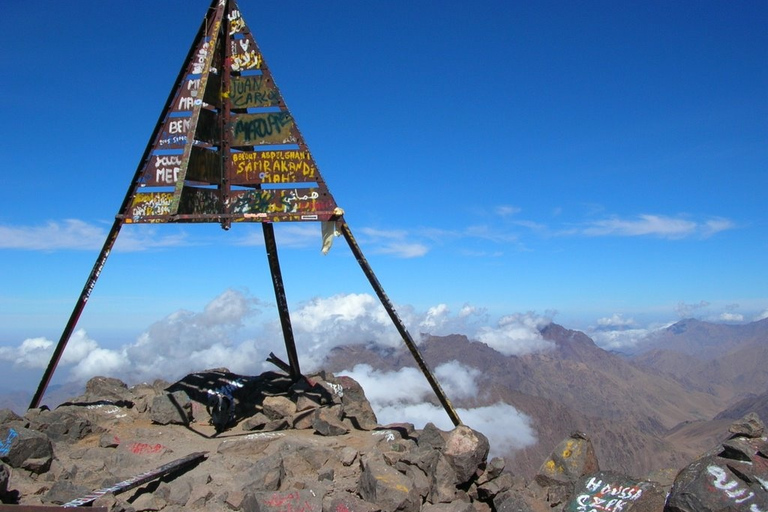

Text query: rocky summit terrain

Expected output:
[0,370,766,511]
[324,319,768,481]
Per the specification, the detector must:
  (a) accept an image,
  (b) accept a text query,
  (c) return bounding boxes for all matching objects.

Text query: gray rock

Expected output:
[262,395,297,420]
[359,454,420,512]
[666,451,768,512]
[563,471,667,512]
[241,412,270,431]
[422,501,475,512]
[324,492,380,512]
[313,406,349,436]
[243,489,323,512]
[99,433,120,448]
[429,453,459,504]
[0,462,9,496]
[418,423,447,451]
[728,411,765,438]
[0,425,53,473]
[241,452,285,492]
[81,376,134,404]
[535,432,599,488]
[477,472,515,501]
[149,390,192,425]
[340,446,358,467]
[0,409,25,427]
[493,490,535,512]
[328,374,379,430]
[292,408,316,429]
[476,456,506,486]
[42,479,91,505]
[442,425,489,485]
[28,407,98,442]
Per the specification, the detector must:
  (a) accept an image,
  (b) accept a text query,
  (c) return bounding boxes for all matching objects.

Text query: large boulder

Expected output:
[535,432,599,488]
[327,374,379,430]
[562,471,667,511]
[25,406,99,443]
[78,376,134,405]
[149,390,192,425]
[359,454,421,512]
[442,425,490,485]
[666,413,768,512]
[0,425,53,473]
[242,490,323,512]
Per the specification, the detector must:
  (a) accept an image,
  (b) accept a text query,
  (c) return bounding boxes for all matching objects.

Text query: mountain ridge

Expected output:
[324,317,768,478]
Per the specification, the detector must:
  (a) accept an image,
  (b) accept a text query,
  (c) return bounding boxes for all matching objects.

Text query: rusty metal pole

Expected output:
[28,3,221,409]
[262,223,302,380]
[339,221,462,427]
[28,224,121,409]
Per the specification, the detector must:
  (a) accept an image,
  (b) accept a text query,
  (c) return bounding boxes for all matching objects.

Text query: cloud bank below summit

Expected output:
[0,289,544,455]
[0,290,554,383]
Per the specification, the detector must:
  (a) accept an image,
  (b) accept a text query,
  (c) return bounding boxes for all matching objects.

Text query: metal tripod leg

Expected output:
[262,223,301,381]
[29,220,123,409]
[339,221,462,427]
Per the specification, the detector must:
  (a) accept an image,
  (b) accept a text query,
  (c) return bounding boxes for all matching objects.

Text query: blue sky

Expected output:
[0,1,766,396]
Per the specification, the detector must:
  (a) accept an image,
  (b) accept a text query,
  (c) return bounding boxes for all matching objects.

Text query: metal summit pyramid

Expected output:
[30,0,461,427]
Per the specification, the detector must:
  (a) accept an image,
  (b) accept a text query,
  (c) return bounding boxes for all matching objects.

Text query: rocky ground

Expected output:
[0,369,766,511]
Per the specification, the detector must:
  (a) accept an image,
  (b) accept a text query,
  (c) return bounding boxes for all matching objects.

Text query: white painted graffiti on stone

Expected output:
[707,465,765,511]
[571,476,644,512]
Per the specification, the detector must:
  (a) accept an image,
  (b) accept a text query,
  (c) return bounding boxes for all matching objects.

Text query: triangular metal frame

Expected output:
[29,0,461,427]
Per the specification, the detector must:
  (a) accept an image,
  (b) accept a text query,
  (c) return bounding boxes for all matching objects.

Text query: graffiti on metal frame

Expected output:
[231,112,295,146]
[179,187,222,215]
[231,150,316,184]
[228,8,261,72]
[230,36,260,71]
[230,75,281,108]
[230,188,333,217]
[186,146,223,184]
[129,193,174,221]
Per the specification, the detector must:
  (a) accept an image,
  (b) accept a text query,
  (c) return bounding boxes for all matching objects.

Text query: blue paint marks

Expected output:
[0,428,18,457]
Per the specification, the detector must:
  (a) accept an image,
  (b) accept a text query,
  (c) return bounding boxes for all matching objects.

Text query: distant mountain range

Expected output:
[323,318,768,479]
[2,317,766,480]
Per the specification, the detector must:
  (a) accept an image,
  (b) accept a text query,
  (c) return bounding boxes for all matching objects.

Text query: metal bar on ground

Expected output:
[262,223,302,380]
[339,221,462,427]
[0,507,107,511]
[62,451,208,508]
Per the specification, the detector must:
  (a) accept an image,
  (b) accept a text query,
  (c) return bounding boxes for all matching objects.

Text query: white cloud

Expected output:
[589,328,654,352]
[235,224,322,250]
[1,292,489,387]
[596,313,635,329]
[434,361,481,401]
[375,242,429,258]
[0,219,189,252]
[460,403,537,457]
[495,205,521,217]
[417,303,488,335]
[718,312,744,322]
[0,220,105,250]
[756,309,768,321]
[675,300,710,318]
[69,347,130,383]
[702,218,736,237]
[0,337,54,368]
[475,313,554,356]
[357,228,430,258]
[338,362,537,457]
[578,214,734,239]
[582,215,696,238]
